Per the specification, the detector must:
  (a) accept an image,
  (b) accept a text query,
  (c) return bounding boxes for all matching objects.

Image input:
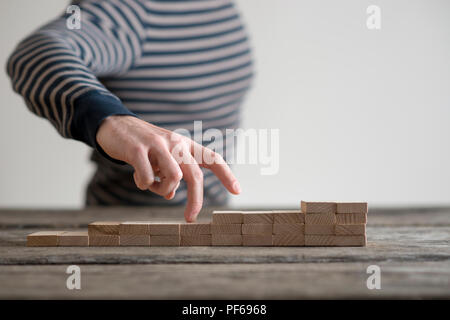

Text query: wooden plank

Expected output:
[242,211,274,224]
[88,222,120,236]
[272,224,304,235]
[211,234,242,246]
[301,201,337,214]
[89,235,120,246]
[305,235,335,246]
[333,235,367,247]
[335,224,366,235]
[27,231,64,247]
[273,234,305,246]
[305,212,336,225]
[241,224,272,235]
[336,213,367,224]
[58,231,89,247]
[336,202,368,214]
[180,235,212,246]
[212,211,243,224]
[305,225,335,235]
[242,235,273,246]
[273,210,305,224]
[120,235,150,246]
[149,223,180,235]
[150,235,180,246]
[211,224,242,234]
[119,222,150,235]
[180,223,211,236]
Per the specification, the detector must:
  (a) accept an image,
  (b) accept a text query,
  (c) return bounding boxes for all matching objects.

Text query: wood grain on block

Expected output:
[180,223,211,236]
[273,234,305,246]
[305,235,335,246]
[27,231,64,247]
[88,221,120,236]
[305,225,335,235]
[119,222,150,235]
[241,224,272,235]
[305,212,336,225]
[212,234,242,246]
[150,235,180,246]
[336,202,368,214]
[333,235,367,247]
[242,211,273,224]
[335,224,366,235]
[273,210,305,224]
[212,211,243,224]
[58,231,89,247]
[120,235,150,246]
[301,201,337,214]
[180,235,212,246]
[242,235,273,246]
[89,235,120,246]
[149,223,180,235]
[336,213,367,225]
[272,224,304,235]
[211,224,242,234]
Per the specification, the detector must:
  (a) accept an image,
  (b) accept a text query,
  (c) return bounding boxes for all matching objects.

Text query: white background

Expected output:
[1,0,449,208]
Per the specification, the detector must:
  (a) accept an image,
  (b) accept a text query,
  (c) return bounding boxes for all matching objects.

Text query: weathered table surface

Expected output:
[0,207,449,299]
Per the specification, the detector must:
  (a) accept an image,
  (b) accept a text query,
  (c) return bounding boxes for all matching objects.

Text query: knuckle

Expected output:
[191,168,203,182]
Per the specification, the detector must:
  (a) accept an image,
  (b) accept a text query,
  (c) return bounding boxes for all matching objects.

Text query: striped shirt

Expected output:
[7,0,253,206]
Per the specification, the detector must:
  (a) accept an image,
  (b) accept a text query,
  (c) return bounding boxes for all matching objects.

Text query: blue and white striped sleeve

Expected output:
[6,0,144,150]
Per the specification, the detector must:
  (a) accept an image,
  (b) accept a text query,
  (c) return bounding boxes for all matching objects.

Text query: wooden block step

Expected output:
[149,223,180,235]
[58,231,89,246]
[89,235,120,246]
[272,224,304,235]
[273,210,305,224]
[242,211,273,224]
[211,224,242,234]
[120,235,150,246]
[336,202,368,214]
[305,212,336,225]
[180,223,211,236]
[242,235,273,246]
[150,235,180,246]
[212,234,242,246]
[212,211,243,224]
[335,224,366,235]
[301,201,337,214]
[242,224,272,235]
[336,213,367,225]
[305,235,335,246]
[119,222,150,235]
[27,231,64,247]
[305,225,335,235]
[273,234,305,246]
[88,222,120,236]
[334,235,367,247]
[180,235,212,246]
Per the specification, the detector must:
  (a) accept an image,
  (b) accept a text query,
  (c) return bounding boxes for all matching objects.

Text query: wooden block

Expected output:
[58,231,89,246]
[180,223,211,236]
[211,224,242,234]
[305,235,335,246]
[335,224,366,235]
[120,235,150,246]
[305,225,335,235]
[272,224,304,235]
[150,235,180,246]
[242,235,273,246]
[273,210,305,224]
[88,221,120,235]
[305,212,336,225]
[242,224,272,235]
[212,234,242,246]
[180,235,212,246]
[27,231,64,247]
[336,213,367,224]
[273,234,305,246]
[336,202,368,214]
[242,211,273,224]
[301,201,337,214]
[212,211,243,224]
[89,235,120,246]
[333,235,367,247]
[149,223,180,235]
[119,222,150,235]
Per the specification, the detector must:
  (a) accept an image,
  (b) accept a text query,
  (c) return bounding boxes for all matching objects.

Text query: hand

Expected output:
[96,115,241,221]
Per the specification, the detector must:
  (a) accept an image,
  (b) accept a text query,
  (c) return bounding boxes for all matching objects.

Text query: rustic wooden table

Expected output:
[0,207,448,299]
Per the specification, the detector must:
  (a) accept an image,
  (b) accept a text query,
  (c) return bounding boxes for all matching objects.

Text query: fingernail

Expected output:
[233,181,241,194]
